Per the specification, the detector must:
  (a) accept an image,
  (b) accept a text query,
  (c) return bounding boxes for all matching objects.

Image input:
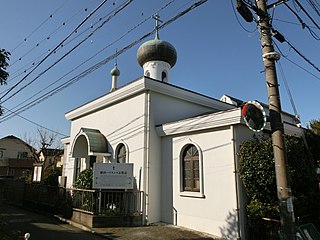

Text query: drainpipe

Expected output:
[231,125,242,240]
[142,90,151,225]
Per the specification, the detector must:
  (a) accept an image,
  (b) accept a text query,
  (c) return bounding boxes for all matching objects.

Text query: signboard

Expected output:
[93,162,133,189]
[242,100,267,132]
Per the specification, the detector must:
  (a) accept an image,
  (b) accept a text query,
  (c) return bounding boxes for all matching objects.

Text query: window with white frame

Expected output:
[182,144,200,192]
[180,143,205,198]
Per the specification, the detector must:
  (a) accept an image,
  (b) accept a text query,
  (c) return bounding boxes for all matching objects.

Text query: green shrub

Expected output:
[74,168,93,189]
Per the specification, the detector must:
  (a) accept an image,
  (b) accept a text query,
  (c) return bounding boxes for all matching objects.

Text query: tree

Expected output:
[309,119,320,136]
[0,49,10,85]
[239,135,319,239]
[23,128,63,184]
[0,48,10,115]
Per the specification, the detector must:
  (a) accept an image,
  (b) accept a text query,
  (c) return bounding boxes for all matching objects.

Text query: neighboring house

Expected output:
[33,148,63,182]
[0,135,36,179]
[61,30,302,239]
[39,148,64,169]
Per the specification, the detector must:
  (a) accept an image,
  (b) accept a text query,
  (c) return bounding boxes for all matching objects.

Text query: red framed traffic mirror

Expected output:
[242,100,267,132]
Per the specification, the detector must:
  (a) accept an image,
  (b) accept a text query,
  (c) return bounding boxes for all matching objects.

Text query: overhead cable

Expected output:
[10,4,91,67]
[294,0,320,29]
[2,106,68,137]
[0,0,208,123]
[0,0,109,102]
[1,0,133,104]
[10,0,70,53]
[6,0,177,111]
[274,42,320,81]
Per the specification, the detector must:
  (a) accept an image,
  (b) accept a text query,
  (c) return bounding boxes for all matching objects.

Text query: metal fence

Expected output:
[68,188,143,216]
[24,183,61,207]
[1,182,144,218]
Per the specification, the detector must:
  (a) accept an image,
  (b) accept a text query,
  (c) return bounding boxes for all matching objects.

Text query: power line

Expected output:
[277,61,299,118]
[307,0,320,17]
[10,0,70,53]
[285,39,320,73]
[7,5,109,84]
[283,1,320,40]
[273,17,318,29]
[2,106,68,137]
[294,0,320,30]
[7,0,177,114]
[1,0,133,104]
[0,0,208,123]
[9,4,91,67]
[4,0,176,97]
[0,0,109,102]
[274,41,320,81]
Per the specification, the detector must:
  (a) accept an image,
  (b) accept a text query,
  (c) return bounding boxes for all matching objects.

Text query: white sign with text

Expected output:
[93,162,133,189]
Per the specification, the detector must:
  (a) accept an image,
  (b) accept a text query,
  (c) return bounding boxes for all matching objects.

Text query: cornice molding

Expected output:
[65,77,235,121]
[156,108,242,136]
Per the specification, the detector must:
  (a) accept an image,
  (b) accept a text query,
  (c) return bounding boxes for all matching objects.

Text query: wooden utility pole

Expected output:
[255,0,296,239]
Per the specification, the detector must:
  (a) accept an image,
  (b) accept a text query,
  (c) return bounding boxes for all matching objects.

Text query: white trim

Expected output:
[66,77,235,121]
[157,108,242,136]
[88,152,111,157]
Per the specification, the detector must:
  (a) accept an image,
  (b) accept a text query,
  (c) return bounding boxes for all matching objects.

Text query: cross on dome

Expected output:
[152,13,163,40]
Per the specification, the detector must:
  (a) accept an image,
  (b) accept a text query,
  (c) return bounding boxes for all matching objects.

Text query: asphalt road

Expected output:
[0,203,221,240]
[0,203,106,240]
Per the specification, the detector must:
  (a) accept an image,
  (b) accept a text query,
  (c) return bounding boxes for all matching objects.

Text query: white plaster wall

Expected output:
[160,136,173,223]
[168,127,238,237]
[147,92,219,224]
[65,94,147,190]
[151,92,215,126]
[62,142,74,188]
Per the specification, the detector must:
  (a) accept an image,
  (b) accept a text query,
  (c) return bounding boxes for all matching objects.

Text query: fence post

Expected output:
[98,189,101,213]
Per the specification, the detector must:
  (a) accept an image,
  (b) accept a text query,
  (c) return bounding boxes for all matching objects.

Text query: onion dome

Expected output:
[110,65,120,76]
[137,38,177,68]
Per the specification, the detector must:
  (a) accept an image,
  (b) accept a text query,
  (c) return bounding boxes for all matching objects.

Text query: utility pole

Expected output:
[255,0,296,239]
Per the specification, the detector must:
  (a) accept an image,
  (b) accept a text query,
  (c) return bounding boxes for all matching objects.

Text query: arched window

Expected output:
[145,70,150,77]
[162,71,167,82]
[116,143,127,163]
[182,144,200,192]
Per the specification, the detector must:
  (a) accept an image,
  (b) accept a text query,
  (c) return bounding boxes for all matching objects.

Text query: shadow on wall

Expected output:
[219,210,239,239]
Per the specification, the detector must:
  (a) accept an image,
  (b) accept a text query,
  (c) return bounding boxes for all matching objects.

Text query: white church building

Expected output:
[61,27,302,238]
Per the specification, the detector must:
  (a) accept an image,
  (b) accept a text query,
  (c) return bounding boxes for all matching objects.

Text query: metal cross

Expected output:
[152,13,163,39]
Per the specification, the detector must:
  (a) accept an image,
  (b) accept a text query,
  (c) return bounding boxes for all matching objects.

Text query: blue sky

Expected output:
[0,0,319,143]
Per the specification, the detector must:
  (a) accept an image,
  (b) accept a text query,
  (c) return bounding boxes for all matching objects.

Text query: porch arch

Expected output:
[71,128,110,158]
